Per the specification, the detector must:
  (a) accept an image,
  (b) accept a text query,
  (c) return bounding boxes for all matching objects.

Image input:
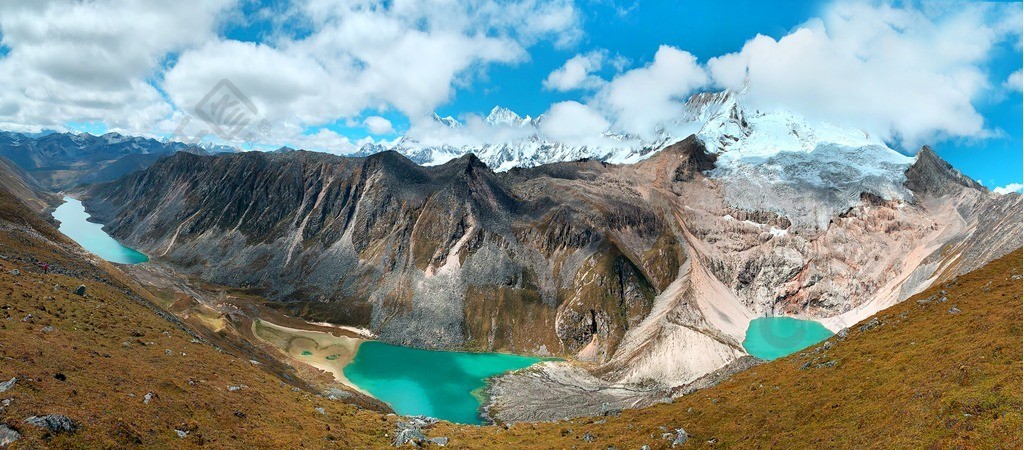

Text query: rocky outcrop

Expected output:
[904,146,985,198]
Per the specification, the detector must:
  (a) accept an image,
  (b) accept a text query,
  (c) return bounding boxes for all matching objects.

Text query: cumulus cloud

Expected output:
[0,0,235,134]
[164,0,580,132]
[1004,70,1023,93]
[707,2,1022,147]
[0,0,581,151]
[993,183,1023,195]
[539,101,609,143]
[364,116,395,135]
[593,45,708,136]
[543,50,607,91]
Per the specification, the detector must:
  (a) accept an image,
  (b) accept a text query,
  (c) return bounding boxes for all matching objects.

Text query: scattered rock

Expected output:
[0,378,15,394]
[54,373,66,382]
[8,270,19,276]
[41,326,55,333]
[314,407,326,415]
[583,432,595,442]
[815,360,837,368]
[74,285,86,296]
[324,388,353,400]
[24,414,78,434]
[143,392,155,404]
[227,385,246,392]
[599,402,622,417]
[20,314,33,323]
[948,307,961,314]
[939,296,948,303]
[858,318,881,332]
[175,429,189,438]
[428,436,449,446]
[1012,274,1021,280]
[641,446,651,450]
[393,427,426,447]
[671,428,688,447]
[233,411,246,419]
[0,424,19,447]
[392,416,438,447]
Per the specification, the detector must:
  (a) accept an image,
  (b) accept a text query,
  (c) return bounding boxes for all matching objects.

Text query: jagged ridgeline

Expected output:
[81,132,1021,386]
[80,144,700,361]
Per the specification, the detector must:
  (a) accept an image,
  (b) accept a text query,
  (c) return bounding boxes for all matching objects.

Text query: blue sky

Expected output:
[0,0,1021,190]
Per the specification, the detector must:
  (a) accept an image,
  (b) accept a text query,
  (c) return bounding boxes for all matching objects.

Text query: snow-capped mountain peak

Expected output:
[432,113,463,128]
[485,106,531,127]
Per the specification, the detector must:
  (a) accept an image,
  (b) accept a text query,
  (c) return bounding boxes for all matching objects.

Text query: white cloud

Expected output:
[594,45,708,136]
[1004,70,1023,93]
[543,50,607,91]
[0,0,581,152]
[707,2,1022,147]
[0,0,235,134]
[159,0,582,149]
[539,101,609,143]
[993,183,1023,195]
[364,116,395,135]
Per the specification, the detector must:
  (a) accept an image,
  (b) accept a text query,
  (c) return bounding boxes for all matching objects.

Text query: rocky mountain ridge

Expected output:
[81,130,1022,417]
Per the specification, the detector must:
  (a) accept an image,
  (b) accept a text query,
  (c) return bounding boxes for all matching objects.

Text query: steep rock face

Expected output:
[84,150,676,360]
[84,135,1021,409]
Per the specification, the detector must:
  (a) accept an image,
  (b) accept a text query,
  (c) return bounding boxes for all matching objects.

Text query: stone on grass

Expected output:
[24,414,77,434]
[0,424,19,447]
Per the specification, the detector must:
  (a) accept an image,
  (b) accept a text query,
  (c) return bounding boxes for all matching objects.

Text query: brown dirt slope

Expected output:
[435,249,1024,449]
[0,182,394,448]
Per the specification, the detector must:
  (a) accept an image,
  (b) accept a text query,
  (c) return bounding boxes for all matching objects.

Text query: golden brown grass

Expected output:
[0,192,395,448]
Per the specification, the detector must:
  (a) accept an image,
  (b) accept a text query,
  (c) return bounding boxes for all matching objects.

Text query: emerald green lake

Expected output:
[742,317,834,360]
[52,196,149,264]
[342,341,545,424]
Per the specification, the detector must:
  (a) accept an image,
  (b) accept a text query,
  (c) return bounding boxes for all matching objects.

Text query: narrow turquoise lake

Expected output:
[342,341,545,424]
[742,317,834,360]
[52,196,149,264]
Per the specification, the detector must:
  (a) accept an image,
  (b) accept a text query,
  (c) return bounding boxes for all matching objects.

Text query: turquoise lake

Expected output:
[343,341,545,424]
[742,317,834,360]
[52,196,149,264]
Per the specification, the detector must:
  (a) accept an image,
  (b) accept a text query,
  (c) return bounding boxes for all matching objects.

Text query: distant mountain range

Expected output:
[352,90,903,183]
[0,130,235,190]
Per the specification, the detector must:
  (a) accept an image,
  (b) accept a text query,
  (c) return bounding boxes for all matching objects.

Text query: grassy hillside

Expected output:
[436,249,1023,449]
[0,187,394,448]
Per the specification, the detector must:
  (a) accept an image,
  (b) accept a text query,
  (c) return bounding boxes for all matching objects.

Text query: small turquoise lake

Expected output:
[742,317,834,360]
[52,196,149,264]
[343,341,545,424]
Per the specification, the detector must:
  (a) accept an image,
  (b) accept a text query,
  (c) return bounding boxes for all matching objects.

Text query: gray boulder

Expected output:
[24,414,78,434]
[671,428,688,447]
[0,424,19,447]
[0,378,15,393]
[74,285,86,296]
